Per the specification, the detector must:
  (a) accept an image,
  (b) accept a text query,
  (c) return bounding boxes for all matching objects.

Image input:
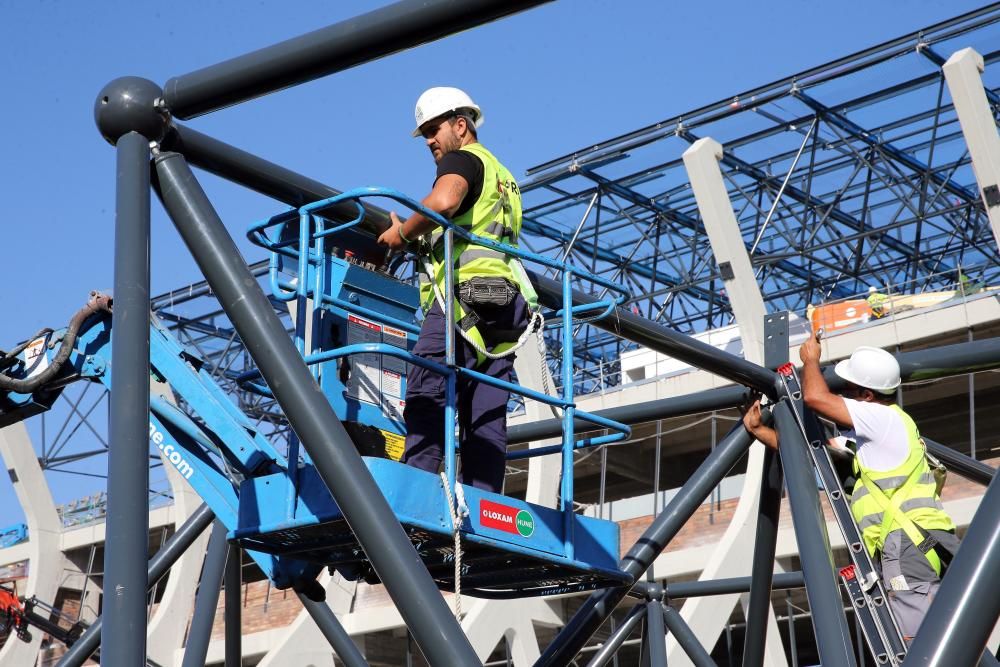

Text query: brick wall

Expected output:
[206,578,306,641]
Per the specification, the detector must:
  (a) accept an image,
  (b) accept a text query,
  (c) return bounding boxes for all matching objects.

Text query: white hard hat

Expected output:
[868,286,878,294]
[412,87,483,137]
[834,346,901,394]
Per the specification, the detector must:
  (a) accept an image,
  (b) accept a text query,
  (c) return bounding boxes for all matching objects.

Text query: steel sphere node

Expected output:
[94,76,168,145]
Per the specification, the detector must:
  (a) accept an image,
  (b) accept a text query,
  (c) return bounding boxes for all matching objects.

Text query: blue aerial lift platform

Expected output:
[0,188,634,598]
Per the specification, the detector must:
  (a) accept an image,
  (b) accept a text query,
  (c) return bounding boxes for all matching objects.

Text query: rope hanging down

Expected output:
[440,472,469,620]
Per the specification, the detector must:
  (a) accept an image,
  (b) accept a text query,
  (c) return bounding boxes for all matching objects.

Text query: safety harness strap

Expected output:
[859,463,942,576]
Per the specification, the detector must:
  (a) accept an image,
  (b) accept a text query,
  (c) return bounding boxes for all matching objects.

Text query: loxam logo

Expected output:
[480,499,534,538]
[149,421,195,480]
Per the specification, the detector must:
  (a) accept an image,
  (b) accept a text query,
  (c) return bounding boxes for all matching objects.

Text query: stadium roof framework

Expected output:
[24,4,1000,511]
[516,4,1000,385]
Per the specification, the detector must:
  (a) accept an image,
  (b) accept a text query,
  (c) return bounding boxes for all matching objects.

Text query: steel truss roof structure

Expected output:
[10,3,1000,664]
[40,5,1000,497]
[516,4,1000,382]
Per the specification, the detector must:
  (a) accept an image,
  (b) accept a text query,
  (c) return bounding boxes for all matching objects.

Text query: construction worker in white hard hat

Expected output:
[743,334,959,641]
[378,87,536,493]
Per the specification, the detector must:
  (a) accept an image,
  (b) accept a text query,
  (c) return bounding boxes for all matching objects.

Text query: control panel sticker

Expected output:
[347,315,382,405]
[382,325,408,375]
[382,369,402,398]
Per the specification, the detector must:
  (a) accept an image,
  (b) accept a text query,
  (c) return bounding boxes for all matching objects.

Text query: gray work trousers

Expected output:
[880,528,961,639]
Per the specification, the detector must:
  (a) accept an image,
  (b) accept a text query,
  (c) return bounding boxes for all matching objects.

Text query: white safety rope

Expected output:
[440,472,469,620]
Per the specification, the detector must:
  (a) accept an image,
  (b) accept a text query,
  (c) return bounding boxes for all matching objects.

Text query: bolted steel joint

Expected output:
[644,582,664,601]
[94,76,170,145]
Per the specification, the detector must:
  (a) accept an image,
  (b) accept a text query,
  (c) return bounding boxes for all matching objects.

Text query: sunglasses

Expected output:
[420,113,466,140]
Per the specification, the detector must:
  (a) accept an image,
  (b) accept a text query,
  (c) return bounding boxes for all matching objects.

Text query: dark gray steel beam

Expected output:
[893,336,1000,382]
[58,504,216,667]
[224,546,242,667]
[536,425,754,666]
[182,520,229,667]
[903,471,1000,667]
[743,313,789,667]
[662,572,804,599]
[153,152,480,666]
[662,605,715,667]
[527,270,780,395]
[508,385,747,445]
[924,437,996,486]
[512,330,1000,445]
[102,130,152,667]
[164,125,391,237]
[644,598,667,667]
[585,603,646,667]
[772,400,855,667]
[742,448,783,667]
[163,0,551,118]
[297,592,368,667]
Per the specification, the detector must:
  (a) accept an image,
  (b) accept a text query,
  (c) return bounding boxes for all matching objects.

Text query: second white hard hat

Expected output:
[412,87,483,137]
[834,346,901,394]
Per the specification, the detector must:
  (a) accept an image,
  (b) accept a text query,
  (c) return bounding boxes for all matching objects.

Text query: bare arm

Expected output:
[743,400,778,450]
[378,174,469,250]
[799,334,854,429]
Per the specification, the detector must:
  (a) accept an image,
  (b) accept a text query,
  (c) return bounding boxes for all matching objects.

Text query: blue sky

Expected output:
[0,0,986,522]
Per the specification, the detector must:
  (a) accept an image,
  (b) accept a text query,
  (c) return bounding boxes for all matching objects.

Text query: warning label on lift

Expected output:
[382,430,405,461]
[346,315,407,418]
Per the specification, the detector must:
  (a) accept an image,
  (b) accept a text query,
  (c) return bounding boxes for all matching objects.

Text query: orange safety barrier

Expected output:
[807,299,873,335]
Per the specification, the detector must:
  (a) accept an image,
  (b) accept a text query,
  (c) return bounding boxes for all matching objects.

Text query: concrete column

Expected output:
[146,378,212,665]
[668,137,787,667]
[512,329,562,508]
[462,597,562,666]
[255,572,359,667]
[0,422,61,667]
[942,48,1000,250]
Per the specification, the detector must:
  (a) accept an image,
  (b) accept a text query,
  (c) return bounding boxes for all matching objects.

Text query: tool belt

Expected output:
[458,276,518,308]
[456,277,521,341]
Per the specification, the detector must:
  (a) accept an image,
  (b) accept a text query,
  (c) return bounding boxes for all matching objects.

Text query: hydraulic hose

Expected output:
[0,292,112,394]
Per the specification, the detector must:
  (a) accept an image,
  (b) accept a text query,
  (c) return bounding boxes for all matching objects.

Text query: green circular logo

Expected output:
[515,510,534,538]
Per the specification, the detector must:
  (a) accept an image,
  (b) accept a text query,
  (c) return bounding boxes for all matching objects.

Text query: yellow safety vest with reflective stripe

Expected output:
[849,405,954,571]
[417,144,537,365]
[419,142,523,311]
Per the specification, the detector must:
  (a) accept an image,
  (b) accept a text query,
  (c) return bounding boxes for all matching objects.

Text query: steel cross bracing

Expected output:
[517,4,1000,387]
[24,8,1000,498]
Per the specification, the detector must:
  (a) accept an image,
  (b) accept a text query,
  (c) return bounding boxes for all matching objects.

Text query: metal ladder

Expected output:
[777,363,908,666]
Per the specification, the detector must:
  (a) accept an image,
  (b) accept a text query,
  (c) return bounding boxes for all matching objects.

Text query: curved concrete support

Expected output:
[255,572,358,667]
[942,48,1000,250]
[146,378,212,665]
[668,138,787,667]
[513,329,562,508]
[0,422,62,667]
[462,597,561,665]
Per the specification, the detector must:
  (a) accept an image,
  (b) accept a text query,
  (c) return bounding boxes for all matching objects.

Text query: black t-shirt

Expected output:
[435,150,484,219]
